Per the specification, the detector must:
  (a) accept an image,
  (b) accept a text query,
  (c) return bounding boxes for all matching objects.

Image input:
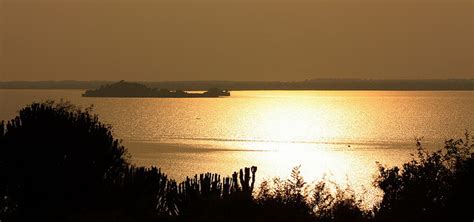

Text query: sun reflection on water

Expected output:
[2,89,471,207]
[119,91,470,207]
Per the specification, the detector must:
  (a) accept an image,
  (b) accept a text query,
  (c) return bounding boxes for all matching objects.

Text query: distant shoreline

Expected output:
[0,79,473,91]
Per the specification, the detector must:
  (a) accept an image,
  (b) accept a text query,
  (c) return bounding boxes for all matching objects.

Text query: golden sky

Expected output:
[1,0,473,81]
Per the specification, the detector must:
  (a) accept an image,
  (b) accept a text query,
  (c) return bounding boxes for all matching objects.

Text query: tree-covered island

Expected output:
[83,81,230,98]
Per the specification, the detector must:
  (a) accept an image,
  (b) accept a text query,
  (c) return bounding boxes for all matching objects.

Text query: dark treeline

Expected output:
[1,79,473,90]
[0,101,472,222]
[0,81,109,90]
[146,79,474,91]
[82,81,230,98]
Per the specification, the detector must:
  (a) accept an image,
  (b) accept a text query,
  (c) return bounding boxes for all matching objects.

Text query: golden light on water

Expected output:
[233,99,354,182]
[250,102,340,143]
[107,91,472,193]
[224,93,356,147]
[119,91,469,206]
[1,90,472,207]
[207,94,386,205]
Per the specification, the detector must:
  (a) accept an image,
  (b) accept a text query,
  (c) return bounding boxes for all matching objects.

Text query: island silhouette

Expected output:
[82,80,230,98]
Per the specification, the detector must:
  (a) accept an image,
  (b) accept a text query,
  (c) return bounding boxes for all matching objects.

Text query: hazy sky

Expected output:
[1,0,473,81]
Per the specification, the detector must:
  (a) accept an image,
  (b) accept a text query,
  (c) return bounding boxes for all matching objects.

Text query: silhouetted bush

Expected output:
[374,133,474,222]
[0,101,128,221]
[256,166,370,222]
[170,166,258,222]
[310,180,368,222]
[255,166,315,222]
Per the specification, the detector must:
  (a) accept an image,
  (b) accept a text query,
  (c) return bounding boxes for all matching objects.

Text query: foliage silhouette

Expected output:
[373,133,474,222]
[0,101,129,221]
[169,166,258,221]
[256,166,369,222]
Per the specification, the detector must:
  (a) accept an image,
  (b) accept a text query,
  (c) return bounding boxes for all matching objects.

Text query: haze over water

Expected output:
[1,89,473,203]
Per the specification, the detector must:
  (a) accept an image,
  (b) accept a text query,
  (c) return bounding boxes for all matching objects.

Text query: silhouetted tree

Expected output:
[374,133,474,222]
[97,166,174,222]
[0,101,128,221]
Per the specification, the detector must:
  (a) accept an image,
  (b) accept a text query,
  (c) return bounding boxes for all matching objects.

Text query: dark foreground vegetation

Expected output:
[0,101,472,222]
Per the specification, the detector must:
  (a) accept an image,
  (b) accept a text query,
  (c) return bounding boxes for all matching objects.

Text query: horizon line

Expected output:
[1,78,473,83]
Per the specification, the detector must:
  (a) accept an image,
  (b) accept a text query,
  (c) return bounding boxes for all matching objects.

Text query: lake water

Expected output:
[1,89,473,204]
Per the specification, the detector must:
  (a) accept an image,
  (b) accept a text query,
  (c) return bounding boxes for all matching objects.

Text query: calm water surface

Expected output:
[1,90,472,204]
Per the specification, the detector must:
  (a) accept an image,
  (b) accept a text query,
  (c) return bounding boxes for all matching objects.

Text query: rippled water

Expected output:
[1,89,472,204]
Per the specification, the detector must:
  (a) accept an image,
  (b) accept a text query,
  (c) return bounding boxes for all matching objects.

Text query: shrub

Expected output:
[374,133,474,222]
[256,166,369,222]
[0,101,128,221]
[310,180,368,222]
